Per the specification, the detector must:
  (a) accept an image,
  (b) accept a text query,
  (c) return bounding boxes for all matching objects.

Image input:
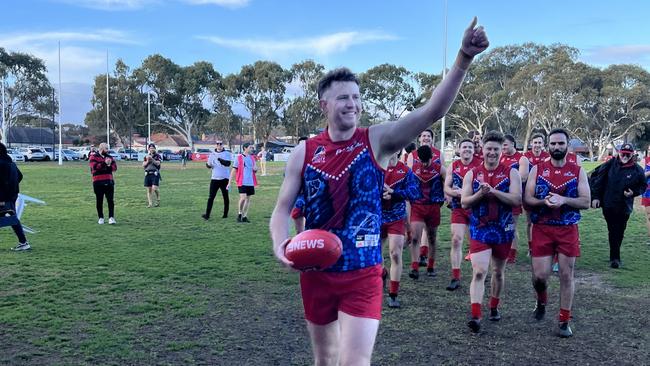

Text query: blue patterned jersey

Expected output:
[469,163,516,244]
[449,158,481,209]
[298,128,384,272]
[529,160,582,225]
[412,160,445,205]
[382,161,421,224]
[641,156,650,199]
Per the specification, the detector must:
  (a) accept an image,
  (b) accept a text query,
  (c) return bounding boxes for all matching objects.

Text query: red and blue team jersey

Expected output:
[643,156,650,200]
[469,163,515,244]
[382,161,421,224]
[566,152,578,165]
[500,151,524,171]
[473,150,484,165]
[525,150,550,168]
[299,128,385,272]
[412,160,445,205]
[449,158,481,209]
[529,160,582,225]
[410,146,441,165]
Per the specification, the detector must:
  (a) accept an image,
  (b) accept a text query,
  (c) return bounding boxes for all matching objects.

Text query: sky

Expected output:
[2,0,649,124]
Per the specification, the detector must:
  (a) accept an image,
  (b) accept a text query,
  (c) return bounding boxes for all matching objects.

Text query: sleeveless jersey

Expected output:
[412,160,445,205]
[469,163,515,244]
[525,150,550,167]
[473,150,484,165]
[299,128,385,272]
[566,152,578,165]
[382,161,421,224]
[449,158,481,209]
[410,146,441,165]
[529,160,582,225]
[500,151,524,171]
[643,156,650,200]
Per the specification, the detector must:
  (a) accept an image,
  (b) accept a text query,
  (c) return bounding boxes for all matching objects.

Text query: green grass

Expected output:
[0,160,648,364]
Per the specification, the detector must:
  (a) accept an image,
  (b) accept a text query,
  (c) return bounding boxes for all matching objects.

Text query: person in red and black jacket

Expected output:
[89,143,117,225]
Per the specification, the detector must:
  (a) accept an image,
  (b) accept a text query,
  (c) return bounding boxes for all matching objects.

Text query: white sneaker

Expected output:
[11,242,31,251]
[108,217,116,225]
[98,218,105,225]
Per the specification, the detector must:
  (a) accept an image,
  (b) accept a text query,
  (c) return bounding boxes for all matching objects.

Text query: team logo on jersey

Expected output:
[312,146,326,164]
[336,141,363,155]
[496,172,506,179]
[563,171,576,177]
[477,172,485,182]
[397,169,405,174]
[542,168,550,177]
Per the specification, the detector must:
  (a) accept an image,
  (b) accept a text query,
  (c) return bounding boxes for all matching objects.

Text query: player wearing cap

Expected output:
[590,142,646,268]
[524,128,590,338]
[461,130,521,333]
[500,134,530,263]
[270,18,489,365]
[443,138,479,290]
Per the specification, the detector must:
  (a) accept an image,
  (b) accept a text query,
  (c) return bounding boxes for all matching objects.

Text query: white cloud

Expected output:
[198,31,398,57]
[582,45,650,66]
[183,0,249,8]
[0,29,139,49]
[55,0,158,10]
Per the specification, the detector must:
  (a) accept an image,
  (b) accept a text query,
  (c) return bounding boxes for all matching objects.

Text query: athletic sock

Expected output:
[537,291,548,305]
[471,303,482,319]
[411,261,419,270]
[489,296,500,310]
[533,279,548,305]
[389,280,400,296]
[559,308,571,322]
[452,268,461,280]
[427,258,435,270]
[420,245,428,257]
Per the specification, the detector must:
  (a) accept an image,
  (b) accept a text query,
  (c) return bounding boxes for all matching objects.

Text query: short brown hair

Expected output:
[317,67,359,99]
[483,130,505,145]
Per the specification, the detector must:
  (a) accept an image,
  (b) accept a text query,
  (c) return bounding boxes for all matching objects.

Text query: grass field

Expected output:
[1,160,649,365]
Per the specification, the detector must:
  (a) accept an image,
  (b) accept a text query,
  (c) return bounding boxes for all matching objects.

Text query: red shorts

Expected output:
[531,224,580,258]
[642,197,650,207]
[299,264,383,325]
[512,205,523,216]
[451,208,470,225]
[469,240,512,260]
[381,219,406,239]
[290,207,303,219]
[410,203,441,227]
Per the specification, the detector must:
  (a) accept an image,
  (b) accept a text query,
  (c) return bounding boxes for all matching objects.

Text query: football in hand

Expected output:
[285,229,342,271]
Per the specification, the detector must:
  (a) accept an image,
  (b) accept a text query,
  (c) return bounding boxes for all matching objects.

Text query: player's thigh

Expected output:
[338,312,379,365]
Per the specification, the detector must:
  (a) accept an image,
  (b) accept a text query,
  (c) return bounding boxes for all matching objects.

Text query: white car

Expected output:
[8,148,25,162]
[19,147,47,161]
[108,150,122,161]
[76,146,94,160]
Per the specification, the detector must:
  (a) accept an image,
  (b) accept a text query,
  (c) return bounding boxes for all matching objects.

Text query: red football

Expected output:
[285,229,343,271]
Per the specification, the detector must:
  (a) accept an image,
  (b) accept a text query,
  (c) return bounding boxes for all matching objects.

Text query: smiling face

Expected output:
[531,136,544,154]
[502,139,516,155]
[483,141,502,168]
[419,130,433,147]
[458,141,474,161]
[320,81,362,132]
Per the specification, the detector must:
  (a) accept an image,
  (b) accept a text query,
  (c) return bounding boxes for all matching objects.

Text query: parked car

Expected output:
[60,149,80,161]
[8,148,25,162]
[159,149,181,161]
[77,146,94,160]
[107,150,122,161]
[19,147,47,161]
[192,148,212,162]
[118,148,139,160]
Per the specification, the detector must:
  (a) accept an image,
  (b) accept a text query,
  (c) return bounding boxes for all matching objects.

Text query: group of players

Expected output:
[269,17,607,365]
[379,127,589,339]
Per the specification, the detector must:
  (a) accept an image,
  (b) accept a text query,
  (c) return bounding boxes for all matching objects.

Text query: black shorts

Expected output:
[238,185,255,196]
[144,173,160,187]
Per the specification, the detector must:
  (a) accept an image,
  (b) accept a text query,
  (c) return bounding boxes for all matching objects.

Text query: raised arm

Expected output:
[270,142,306,268]
[369,17,489,165]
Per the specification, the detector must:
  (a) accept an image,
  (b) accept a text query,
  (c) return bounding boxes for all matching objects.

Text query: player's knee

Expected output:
[473,270,486,281]
[533,278,547,293]
[492,269,504,281]
[389,248,402,263]
[451,234,463,248]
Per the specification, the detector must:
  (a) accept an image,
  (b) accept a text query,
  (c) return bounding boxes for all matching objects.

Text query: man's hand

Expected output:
[545,192,565,208]
[274,238,297,271]
[479,182,491,196]
[591,199,600,209]
[105,157,113,165]
[461,17,489,58]
[623,188,634,198]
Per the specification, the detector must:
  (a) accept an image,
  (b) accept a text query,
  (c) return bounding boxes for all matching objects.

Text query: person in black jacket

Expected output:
[590,143,646,268]
[0,142,30,250]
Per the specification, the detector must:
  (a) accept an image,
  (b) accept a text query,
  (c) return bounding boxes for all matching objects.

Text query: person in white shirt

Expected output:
[202,141,232,220]
[257,146,268,176]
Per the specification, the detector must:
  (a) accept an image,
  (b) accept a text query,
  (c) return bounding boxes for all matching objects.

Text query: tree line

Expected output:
[2,43,649,157]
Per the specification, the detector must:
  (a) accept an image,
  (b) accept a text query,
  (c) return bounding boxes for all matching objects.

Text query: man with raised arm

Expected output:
[270,18,488,365]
